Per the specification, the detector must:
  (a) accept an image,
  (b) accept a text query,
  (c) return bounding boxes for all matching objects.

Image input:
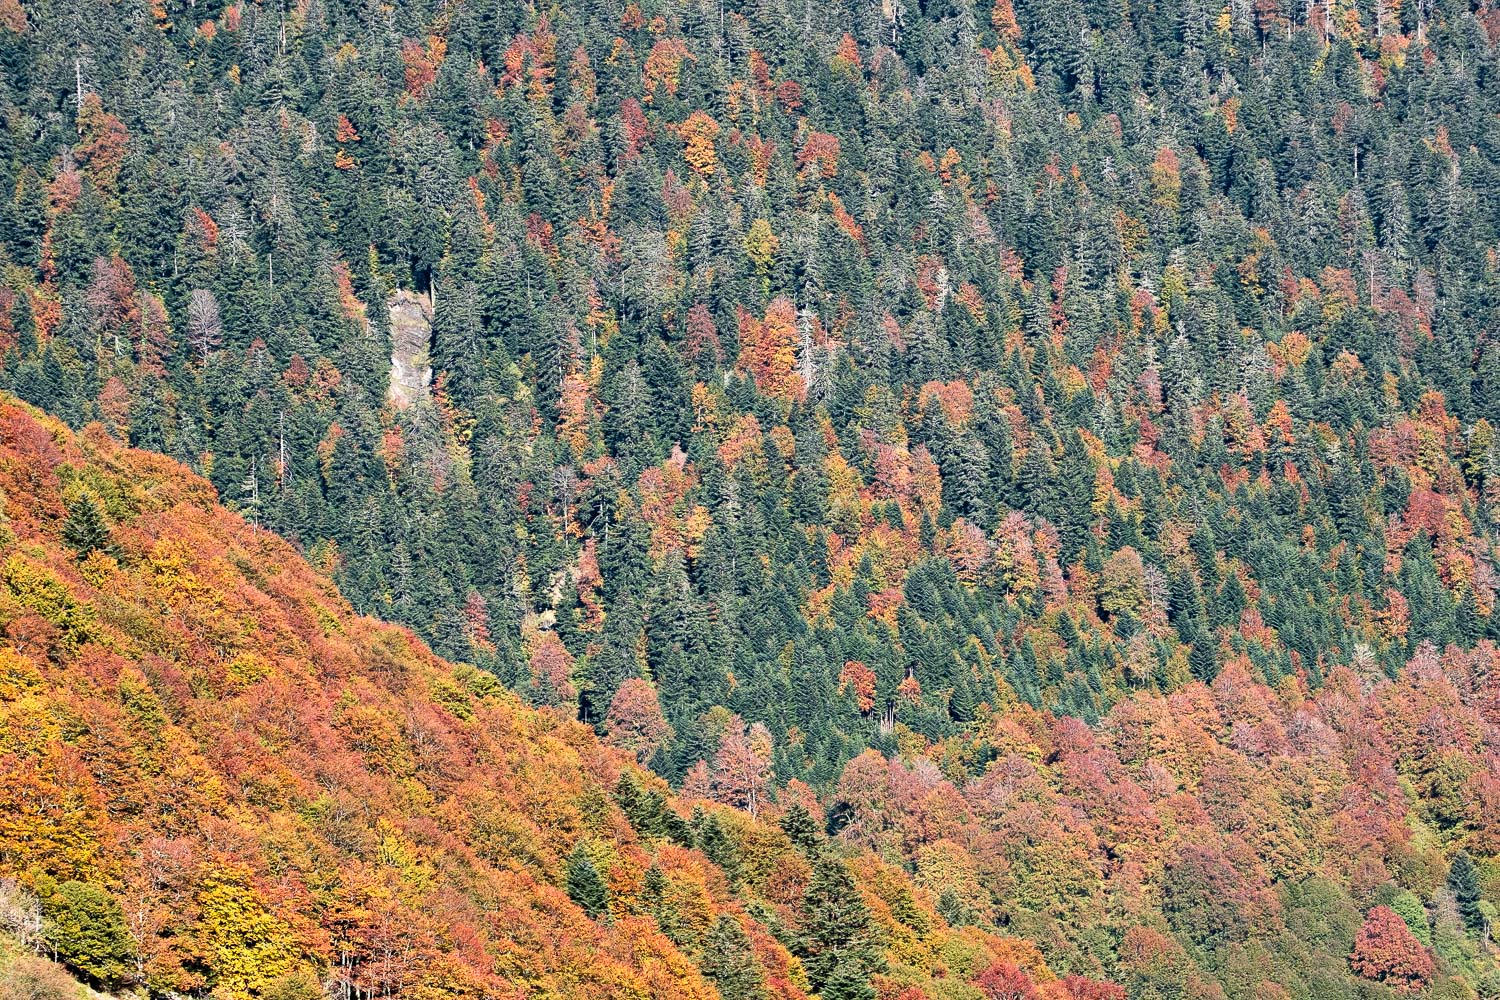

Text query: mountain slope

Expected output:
[3,0,1500,997]
[0,397,693,995]
[2,0,1498,793]
[5,400,1500,998]
[0,396,1125,998]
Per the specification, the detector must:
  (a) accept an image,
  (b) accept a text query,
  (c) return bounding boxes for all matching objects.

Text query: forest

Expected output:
[1,391,1499,997]
[1,0,1500,994]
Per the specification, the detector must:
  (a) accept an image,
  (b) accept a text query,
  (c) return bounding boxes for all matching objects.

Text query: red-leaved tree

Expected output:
[973,961,1040,1000]
[1349,905,1434,993]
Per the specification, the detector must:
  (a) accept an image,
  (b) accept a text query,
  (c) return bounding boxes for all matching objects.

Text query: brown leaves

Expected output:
[604,678,672,763]
[642,37,693,102]
[401,35,447,98]
[1349,906,1434,992]
[0,0,28,33]
[75,94,128,193]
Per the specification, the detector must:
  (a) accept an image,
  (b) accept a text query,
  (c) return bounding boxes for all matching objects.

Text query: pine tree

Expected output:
[565,843,609,919]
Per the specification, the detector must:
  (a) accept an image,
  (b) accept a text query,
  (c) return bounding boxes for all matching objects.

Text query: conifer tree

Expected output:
[693,809,740,883]
[642,864,686,946]
[779,803,821,854]
[799,856,884,990]
[819,960,877,1000]
[62,492,114,560]
[565,843,609,919]
[700,915,766,1000]
[1449,851,1485,935]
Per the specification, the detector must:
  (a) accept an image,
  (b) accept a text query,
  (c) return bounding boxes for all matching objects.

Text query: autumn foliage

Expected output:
[0,398,1124,998]
[1349,906,1435,992]
[5,0,1500,995]
[736,297,804,404]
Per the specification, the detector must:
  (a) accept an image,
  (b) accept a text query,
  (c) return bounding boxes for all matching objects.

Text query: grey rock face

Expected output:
[387,289,433,409]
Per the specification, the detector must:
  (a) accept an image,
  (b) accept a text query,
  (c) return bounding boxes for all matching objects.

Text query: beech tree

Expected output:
[1349,906,1434,993]
[711,717,774,818]
[973,962,1041,1000]
[604,678,673,763]
[38,879,133,989]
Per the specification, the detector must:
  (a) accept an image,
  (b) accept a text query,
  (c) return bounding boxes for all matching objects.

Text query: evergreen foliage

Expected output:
[0,0,1493,797]
[60,493,112,560]
[565,844,609,920]
[798,856,884,991]
[699,915,766,1000]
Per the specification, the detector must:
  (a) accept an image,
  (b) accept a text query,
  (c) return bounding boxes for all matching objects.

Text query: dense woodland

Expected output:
[3,0,1500,994]
[3,0,1500,777]
[2,396,1500,998]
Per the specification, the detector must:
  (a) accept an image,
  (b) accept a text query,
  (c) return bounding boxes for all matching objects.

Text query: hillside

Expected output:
[4,0,1500,996]
[1,396,1500,996]
[0,0,1498,792]
[0,942,112,1000]
[0,395,741,997]
[0,396,1127,998]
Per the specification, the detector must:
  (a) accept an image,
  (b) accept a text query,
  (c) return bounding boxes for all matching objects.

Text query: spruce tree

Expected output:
[819,960,877,1000]
[693,809,740,882]
[950,672,977,723]
[779,802,821,854]
[565,843,609,919]
[62,493,115,560]
[936,889,972,927]
[642,864,687,946]
[1189,627,1219,683]
[700,915,766,1000]
[1449,850,1484,935]
[799,856,884,990]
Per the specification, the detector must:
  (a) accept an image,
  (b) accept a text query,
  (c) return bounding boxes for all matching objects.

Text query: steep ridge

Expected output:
[0,396,1119,998]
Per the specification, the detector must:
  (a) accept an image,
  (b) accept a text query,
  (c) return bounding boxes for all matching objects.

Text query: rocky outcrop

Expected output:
[387,289,433,409]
